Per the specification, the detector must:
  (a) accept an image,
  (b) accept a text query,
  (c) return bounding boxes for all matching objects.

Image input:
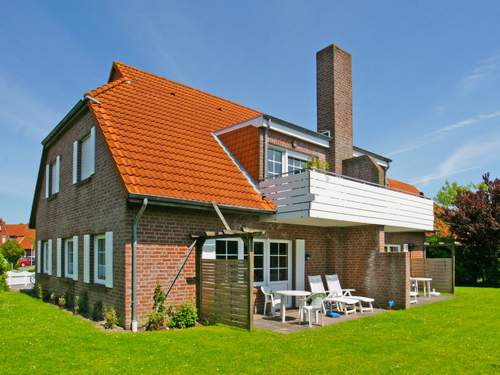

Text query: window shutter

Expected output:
[72,141,78,184]
[105,231,113,288]
[56,238,62,277]
[37,240,41,273]
[89,127,96,176]
[202,239,216,259]
[72,235,79,281]
[45,164,50,198]
[83,234,90,283]
[47,239,53,275]
[54,156,60,194]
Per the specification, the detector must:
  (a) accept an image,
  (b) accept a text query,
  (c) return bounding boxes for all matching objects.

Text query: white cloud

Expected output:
[410,138,500,185]
[461,54,499,89]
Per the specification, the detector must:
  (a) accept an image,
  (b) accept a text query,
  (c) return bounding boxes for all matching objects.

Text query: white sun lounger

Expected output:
[308,275,359,316]
[325,274,375,313]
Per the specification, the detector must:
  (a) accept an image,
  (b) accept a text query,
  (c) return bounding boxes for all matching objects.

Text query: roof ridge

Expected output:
[85,77,129,98]
[113,61,263,115]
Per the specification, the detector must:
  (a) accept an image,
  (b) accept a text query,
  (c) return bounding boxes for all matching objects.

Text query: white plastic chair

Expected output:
[301,293,326,327]
[325,274,375,313]
[261,286,281,317]
[410,279,419,304]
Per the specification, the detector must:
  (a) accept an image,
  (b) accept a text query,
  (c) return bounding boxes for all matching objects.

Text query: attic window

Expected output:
[73,127,95,184]
[45,156,60,198]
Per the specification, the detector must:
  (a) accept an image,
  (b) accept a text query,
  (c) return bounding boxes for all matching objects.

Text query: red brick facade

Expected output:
[267,130,327,162]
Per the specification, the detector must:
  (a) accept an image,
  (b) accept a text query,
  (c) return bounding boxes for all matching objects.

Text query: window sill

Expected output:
[47,193,59,201]
[75,174,93,187]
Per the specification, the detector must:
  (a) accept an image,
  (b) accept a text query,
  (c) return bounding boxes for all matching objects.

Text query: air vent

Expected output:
[319,129,331,137]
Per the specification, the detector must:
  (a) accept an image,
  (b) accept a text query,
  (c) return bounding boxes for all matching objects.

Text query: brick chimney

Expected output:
[316,44,353,174]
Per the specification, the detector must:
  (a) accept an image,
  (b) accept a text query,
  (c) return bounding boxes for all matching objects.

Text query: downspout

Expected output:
[131,198,148,332]
[263,118,270,180]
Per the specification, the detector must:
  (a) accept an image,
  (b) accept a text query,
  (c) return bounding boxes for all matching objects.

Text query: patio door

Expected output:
[267,240,292,307]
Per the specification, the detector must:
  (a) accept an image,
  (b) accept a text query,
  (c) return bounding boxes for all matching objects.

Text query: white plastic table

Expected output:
[275,290,311,323]
[410,277,432,297]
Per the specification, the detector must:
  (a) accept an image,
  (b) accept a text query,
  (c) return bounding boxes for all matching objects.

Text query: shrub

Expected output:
[58,293,66,307]
[0,240,24,267]
[49,291,57,304]
[74,295,80,314]
[78,292,89,316]
[146,311,166,331]
[104,306,119,329]
[169,303,197,329]
[306,156,329,172]
[65,290,74,310]
[0,253,9,291]
[34,283,43,299]
[92,301,104,321]
[152,284,166,313]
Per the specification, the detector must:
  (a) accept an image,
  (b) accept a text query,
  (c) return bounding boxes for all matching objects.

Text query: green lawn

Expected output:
[0,288,499,374]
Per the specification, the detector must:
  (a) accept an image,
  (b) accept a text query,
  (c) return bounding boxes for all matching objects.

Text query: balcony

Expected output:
[259,170,434,232]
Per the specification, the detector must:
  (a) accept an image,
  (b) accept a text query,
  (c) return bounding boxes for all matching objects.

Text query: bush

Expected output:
[169,303,197,329]
[58,293,66,307]
[34,283,43,299]
[306,156,329,172]
[0,253,8,291]
[78,292,89,316]
[104,306,119,329]
[146,311,166,331]
[92,301,104,321]
[49,291,57,304]
[65,290,74,310]
[0,240,24,267]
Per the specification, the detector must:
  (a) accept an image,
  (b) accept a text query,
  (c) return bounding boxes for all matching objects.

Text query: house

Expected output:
[0,220,36,264]
[30,44,434,329]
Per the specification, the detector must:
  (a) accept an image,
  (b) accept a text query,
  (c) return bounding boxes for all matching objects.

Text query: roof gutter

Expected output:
[128,193,275,215]
[131,198,148,332]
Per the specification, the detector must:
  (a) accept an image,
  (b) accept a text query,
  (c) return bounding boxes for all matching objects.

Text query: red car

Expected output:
[19,258,31,267]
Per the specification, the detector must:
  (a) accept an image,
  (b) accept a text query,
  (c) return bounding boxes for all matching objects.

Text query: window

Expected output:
[45,156,60,197]
[267,149,283,178]
[244,241,265,283]
[384,244,402,253]
[80,134,93,180]
[65,238,74,277]
[94,234,106,284]
[43,241,49,273]
[215,240,239,260]
[269,242,288,282]
[288,156,307,174]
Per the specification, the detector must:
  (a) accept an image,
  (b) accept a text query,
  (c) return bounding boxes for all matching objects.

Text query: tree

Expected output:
[0,253,8,291]
[0,240,24,267]
[441,174,500,286]
[434,180,486,208]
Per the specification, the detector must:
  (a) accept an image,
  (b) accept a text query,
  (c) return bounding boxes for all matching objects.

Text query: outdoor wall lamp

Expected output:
[305,253,311,261]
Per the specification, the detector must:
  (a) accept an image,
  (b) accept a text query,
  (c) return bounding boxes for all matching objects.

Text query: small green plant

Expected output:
[49,291,57,304]
[78,292,89,316]
[0,253,9,291]
[145,284,167,331]
[306,156,329,172]
[92,301,104,321]
[58,293,66,308]
[169,303,197,329]
[104,306,119,329]
[65,290,74,310]
[34,283,43,299]
[74,295,80,314]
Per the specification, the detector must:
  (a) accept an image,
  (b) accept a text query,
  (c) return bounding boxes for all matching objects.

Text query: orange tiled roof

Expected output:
[86,62,274,211]
[387,178,422,196]
[5,224,35,250]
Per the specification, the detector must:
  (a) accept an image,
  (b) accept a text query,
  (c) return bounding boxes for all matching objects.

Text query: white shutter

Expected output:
[56,238,62,277]
[403,244,409,252]
[83,234,90,283]
[72,141,78,184]
[47,239,52,275]
[105,231,113,288]
[37,240,41,272]
[89,127,96,176]
[45,164,50,198]
[72,235,79,281]
[54,156,60,194]
[295,239,305,291]
[202,239,216,259]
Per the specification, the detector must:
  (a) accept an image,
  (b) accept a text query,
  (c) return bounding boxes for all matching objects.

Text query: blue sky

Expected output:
[1,1,500,223]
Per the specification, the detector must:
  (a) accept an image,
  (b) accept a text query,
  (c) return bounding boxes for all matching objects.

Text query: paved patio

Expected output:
[254,295,454,333]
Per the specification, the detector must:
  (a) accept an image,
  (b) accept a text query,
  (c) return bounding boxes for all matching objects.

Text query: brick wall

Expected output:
[385,232,426,257]
[342,155,385,185]
[329,226,410,309]
[34,108,129,324]
[267,130,327,161]
[218,126,262,182]
[316,44,353,174]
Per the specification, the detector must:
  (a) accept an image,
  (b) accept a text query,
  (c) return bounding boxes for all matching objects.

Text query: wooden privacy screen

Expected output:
[200,259,251,329]
[411,258,454,293]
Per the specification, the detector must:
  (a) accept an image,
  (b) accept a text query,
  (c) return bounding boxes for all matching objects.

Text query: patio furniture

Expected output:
[410,277,432,297]
[410,279,419,304]
[325,274,375,313]
[309,275,359,316]
[301,293,327,327]
[261,286,281,317]
[275,290,311,323]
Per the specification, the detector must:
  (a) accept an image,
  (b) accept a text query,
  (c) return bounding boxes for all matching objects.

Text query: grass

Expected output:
[0,288,499,374]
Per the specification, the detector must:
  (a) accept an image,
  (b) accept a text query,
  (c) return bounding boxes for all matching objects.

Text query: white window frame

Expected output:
[267,145,309,178]
[43,241,49,273]
[80,133,93,180]
[384,244,402,253]
[94,234,106,285]
[244,239,266,286]
[65,238,74,277]
[268,240,291,283]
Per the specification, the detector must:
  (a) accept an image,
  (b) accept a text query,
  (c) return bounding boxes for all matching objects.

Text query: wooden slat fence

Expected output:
[411,257,454,293]
[200,259,250,329]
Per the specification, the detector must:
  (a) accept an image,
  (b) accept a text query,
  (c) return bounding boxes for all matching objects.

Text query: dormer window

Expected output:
[267,149,283,178]
[267,146,308,178]
[73,127,95,183]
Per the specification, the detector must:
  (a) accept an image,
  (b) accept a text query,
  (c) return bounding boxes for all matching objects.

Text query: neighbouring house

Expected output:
[0,220,36,264]
[30,44,434,329]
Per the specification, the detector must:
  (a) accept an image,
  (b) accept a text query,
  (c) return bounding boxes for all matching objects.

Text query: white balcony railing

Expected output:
[259,170,434,231]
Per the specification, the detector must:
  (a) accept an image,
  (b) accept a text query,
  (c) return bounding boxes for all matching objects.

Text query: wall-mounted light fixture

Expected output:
[305,253,311,261]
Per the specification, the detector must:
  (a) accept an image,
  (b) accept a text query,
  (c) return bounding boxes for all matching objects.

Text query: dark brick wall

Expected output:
[316,44,353,174]
[219,126,262,182]
[342,155,385,185]
[34,109,129,324]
